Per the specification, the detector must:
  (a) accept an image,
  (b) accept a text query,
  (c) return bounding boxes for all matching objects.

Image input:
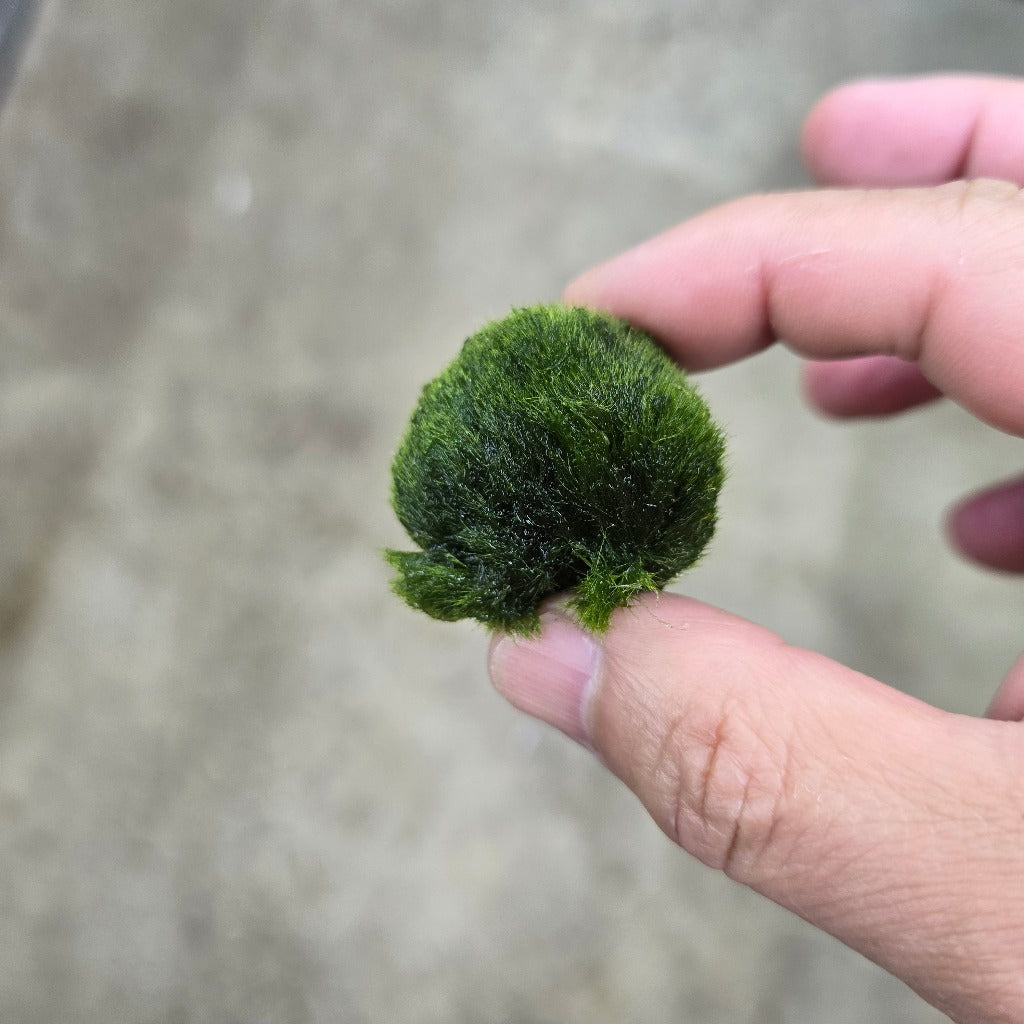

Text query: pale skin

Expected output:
[488,76,1024,1023]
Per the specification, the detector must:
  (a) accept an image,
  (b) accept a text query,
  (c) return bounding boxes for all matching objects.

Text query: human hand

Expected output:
[488,76,1024,1024]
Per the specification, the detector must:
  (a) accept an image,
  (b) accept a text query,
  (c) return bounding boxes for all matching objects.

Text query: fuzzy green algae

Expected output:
[386,305,726,634]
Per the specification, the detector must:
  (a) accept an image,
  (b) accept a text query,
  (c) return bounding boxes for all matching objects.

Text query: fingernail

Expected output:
[488,612,600,747]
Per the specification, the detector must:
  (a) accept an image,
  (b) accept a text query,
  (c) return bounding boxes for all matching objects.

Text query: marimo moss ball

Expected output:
[386,304,726,634]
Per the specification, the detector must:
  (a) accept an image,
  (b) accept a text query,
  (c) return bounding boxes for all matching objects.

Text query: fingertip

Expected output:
[947,479,1024,574]
[801,78,904,185]
[487,611,598,748]
[800,80,861,183]
[801,358,851,416]
[986,652,1024,721]
[562,264,607,310]
[801,75,987,187]
[801,356,942,418]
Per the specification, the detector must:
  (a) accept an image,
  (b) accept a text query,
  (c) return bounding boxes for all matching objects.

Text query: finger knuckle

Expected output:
[659,693,796,883]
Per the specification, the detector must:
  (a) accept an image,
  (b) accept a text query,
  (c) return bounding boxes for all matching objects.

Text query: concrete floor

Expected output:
[0,0,1022,1021]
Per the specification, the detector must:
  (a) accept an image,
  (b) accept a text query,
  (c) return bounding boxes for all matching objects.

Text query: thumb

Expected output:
[489,594,1024,1023]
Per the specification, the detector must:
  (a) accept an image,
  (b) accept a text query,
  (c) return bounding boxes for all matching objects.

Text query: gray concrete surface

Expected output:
[0,0,1021,1021]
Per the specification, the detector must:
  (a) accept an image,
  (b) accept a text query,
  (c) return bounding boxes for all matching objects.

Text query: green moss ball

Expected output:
[386,304,726,634]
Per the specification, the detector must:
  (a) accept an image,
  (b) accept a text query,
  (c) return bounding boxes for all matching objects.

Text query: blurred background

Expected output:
[0,0,1022,1021]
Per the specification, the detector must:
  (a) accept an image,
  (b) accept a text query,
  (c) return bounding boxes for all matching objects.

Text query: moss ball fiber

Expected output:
[386,304,726,634]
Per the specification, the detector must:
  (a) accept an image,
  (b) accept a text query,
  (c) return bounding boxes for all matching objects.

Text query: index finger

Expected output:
[564,180,1024,436]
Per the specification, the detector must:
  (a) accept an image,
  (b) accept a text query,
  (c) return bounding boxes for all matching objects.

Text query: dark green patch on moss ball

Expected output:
[386,304,726,634]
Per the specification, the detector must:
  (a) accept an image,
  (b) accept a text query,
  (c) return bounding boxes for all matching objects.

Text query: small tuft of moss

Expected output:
[386,304,726,634]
